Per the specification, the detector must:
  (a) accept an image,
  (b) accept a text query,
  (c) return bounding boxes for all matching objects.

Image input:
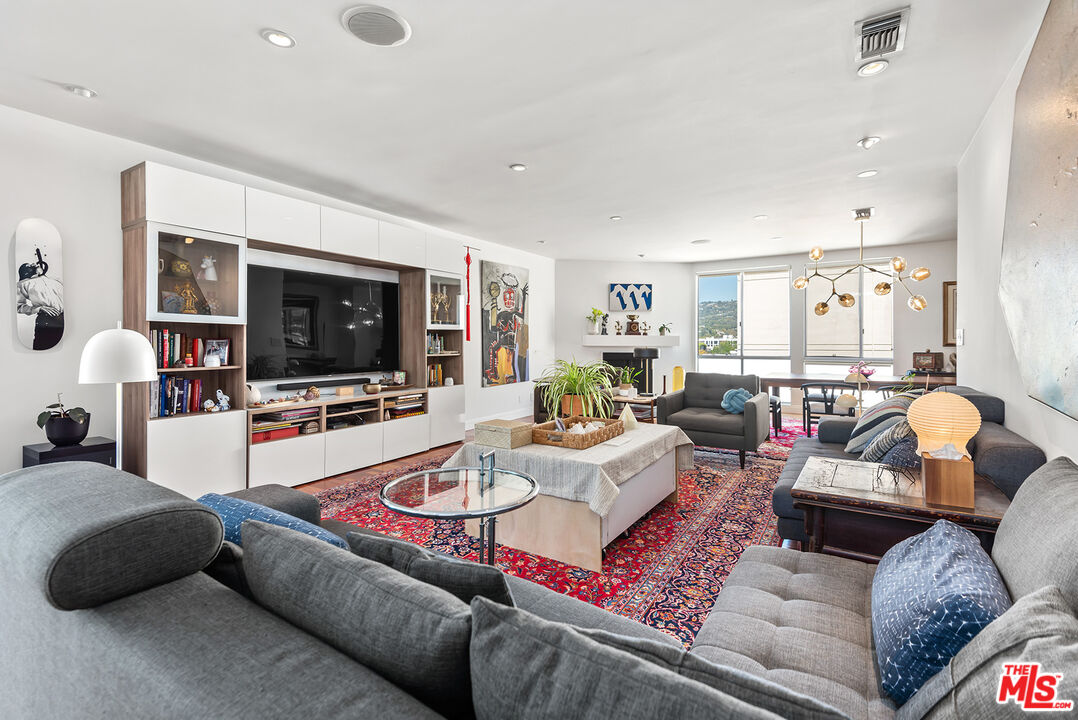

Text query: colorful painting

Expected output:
[481,260,529,386]
[609,283,652,312]
[998,0,1078,420]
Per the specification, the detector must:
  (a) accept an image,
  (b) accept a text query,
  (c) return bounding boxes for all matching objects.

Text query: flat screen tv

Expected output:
[246,264,399,381]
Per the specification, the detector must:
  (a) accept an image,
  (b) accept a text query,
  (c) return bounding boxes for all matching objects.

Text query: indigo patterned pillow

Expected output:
[196,493,347,549]
[844,392,918,454]
[721,388,753,414]
[872,520,1012,704]
[880,437,921,468]
[860,419,915,462]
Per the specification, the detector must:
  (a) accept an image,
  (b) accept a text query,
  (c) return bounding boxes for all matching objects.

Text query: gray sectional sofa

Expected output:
[772,386,1048,543]
[3,455,1077,719]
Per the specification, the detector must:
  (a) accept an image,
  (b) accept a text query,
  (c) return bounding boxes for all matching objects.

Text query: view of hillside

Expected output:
[698,300,737,338]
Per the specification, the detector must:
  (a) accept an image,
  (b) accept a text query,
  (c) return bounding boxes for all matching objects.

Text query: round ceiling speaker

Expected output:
[341,6,411,47]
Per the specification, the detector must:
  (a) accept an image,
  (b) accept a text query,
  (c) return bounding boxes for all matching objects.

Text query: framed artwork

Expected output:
[205,339,230,365]
[912,351,943,372]
[942,281,957,347]
[481,260,529,387]
[609,283,652,312]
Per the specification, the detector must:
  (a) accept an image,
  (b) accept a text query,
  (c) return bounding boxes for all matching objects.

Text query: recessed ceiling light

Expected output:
[856,136,881,149]
[690,239,711,245]
[609,216,623,222]
[770,236,784,241]
[857,59,889,77]
[260,29,296,48]
[63,84,97,99]
[856,169,879,178]
[508,163,527,172]
[753,214,768,221]
[536,240,545,245]
[637,253,645,258]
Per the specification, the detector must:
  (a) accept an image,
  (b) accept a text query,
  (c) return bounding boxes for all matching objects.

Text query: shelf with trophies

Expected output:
[147,222,246,324]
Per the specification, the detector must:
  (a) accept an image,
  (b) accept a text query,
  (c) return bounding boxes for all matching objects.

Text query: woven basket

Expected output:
[532,416,624,450]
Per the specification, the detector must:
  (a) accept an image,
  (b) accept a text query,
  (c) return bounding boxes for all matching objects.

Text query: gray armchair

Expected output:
[657,372,769,468]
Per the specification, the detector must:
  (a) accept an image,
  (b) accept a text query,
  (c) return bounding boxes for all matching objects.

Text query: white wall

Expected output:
[553,261,696,392]
[957,31,1077,461]
[0,103,550,472]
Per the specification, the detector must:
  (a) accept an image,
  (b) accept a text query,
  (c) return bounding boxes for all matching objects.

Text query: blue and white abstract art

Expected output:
[609,283,652,312]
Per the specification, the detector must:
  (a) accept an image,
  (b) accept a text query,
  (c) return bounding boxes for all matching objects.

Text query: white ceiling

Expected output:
[0,0,1048,261]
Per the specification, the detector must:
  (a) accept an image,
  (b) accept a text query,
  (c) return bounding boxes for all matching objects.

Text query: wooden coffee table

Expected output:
[612,393,660,423]
[790,456,1010,561]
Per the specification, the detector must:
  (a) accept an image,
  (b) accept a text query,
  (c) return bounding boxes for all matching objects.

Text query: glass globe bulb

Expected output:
[891,256,907,273]
[874,281,892,296]
[809,247,824,262]
[911,267,931,282]
[814,301,830,316]
[838,293,856,308]
[908,294,927,311]
[793,276,809,290]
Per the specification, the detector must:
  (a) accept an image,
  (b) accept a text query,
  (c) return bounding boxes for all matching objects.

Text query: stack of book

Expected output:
[386,393,425,420]
[427,363,444,386]
[150,376,207,418]
[150,328,208,368]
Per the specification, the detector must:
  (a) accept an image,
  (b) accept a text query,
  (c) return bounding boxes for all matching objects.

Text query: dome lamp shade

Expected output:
[907,392,982,459]
[79,329,157,384]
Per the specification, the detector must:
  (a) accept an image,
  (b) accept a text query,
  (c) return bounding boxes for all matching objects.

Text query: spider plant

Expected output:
[539,359,615,419]
[618,366,641,388]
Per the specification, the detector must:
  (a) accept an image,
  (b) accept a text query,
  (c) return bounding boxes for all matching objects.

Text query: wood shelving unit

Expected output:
[247,388,428,445]
[156,365,241,372]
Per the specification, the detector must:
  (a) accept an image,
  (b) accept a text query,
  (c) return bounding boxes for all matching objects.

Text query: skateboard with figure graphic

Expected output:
[15,218,65,350]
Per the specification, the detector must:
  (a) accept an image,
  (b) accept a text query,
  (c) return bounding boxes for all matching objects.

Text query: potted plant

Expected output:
[36,393,90,447]
[539,359,615,419]
[659,323,672,336]
[617,366,640,396]
[586,307,604,335]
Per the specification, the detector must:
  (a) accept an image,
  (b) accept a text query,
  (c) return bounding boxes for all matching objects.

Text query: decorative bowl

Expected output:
[363,383,382,395]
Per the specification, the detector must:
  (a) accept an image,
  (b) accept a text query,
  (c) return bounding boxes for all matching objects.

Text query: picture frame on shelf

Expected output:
[942,281,957,346]
[205,338,230,365]
[912,350,943,372]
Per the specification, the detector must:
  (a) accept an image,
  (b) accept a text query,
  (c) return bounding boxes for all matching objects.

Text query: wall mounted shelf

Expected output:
[581,334,680,348]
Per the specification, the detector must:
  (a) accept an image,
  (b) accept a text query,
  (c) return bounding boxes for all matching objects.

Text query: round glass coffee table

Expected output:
[379,463,538,565]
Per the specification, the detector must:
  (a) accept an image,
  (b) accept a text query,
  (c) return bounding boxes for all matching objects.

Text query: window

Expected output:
[804,262,893,361]
[697,269,790,378]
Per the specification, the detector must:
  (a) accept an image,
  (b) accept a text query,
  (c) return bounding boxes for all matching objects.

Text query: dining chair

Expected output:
[800,382,857,437]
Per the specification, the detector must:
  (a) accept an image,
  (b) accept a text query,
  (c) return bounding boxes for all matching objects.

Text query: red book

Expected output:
[162,329,170,369]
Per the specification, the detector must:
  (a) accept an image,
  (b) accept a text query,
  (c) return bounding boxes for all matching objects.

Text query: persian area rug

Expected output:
[315,417,807,647]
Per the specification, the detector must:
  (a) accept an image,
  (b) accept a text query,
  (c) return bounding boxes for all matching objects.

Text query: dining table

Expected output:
[758,371,957,399]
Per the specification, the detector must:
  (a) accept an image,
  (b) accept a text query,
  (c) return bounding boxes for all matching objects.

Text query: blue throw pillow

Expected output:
[872,520,1011,704]
[197,493,347,550]
[720,388,753,414]
[879,436,921,469]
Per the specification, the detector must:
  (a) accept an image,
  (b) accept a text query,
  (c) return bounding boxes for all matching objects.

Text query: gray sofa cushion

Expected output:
[992,457,1078,608]
[969,422,1046,499]
[242,521,473,719]
[685,372,759,409]
[347,528,513,606]
[898,586,1078,720]
[691,546,892,720]
[936,386,1005,425]
[0,462,223,610]
[203,541,250,598]
[505,574,680,647]
[579,627,848,719]
[773,438,854,519]
[818,417,858,444]
[469,596,782,719]
[668,406,745,435]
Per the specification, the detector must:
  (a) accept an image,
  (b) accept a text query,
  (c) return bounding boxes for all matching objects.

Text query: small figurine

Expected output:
[203,399,218,412]
[303,386,320,401]
[640,321,650,336]
[216,389,231,412]
[615,321,623,336]
[198,255,218,282]
[600,313,609,335]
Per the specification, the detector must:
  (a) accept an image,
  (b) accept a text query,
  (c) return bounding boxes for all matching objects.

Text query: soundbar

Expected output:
[276,377,373,391]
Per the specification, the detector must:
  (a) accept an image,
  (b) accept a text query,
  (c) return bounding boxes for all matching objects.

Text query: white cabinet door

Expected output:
[426,233,464,274]
[320,206,379,260]
[245,187,320,250]
[324,423,383,477]
[144,162,246,237]
[383,414,431,461]
[428,386,465,447]
[248,433,327,488]
[146,411,247,498]
[379,221,427,267]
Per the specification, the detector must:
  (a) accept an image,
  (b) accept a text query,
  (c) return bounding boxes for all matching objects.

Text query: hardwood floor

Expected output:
[295,415,531,495]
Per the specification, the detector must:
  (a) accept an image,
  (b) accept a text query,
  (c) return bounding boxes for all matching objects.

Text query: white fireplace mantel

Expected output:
[580,334,679,348]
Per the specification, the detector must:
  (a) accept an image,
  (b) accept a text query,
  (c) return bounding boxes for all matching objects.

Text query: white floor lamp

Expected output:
[79,325,157,470]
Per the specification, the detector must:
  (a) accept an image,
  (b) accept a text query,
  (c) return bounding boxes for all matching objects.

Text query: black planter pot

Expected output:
[44,414,91,447]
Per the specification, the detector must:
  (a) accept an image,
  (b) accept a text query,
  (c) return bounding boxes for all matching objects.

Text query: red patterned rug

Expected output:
[315,417,807,647]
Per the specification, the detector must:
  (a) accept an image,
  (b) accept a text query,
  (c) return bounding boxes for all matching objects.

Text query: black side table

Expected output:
[23,437,117,468]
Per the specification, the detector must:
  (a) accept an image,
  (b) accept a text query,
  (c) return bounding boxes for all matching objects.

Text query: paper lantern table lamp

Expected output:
[907,392,982,509]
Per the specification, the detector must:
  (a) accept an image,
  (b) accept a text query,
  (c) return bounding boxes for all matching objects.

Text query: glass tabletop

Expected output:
[379,467,538,520]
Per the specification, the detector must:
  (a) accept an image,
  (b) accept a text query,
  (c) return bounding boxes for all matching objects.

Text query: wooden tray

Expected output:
[532,416,624,450]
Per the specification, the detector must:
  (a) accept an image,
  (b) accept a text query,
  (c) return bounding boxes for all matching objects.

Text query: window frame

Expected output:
[695,266,791,374]
[802,259,894,364]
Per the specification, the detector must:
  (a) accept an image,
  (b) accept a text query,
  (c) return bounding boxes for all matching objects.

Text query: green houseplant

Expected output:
[617,366,640,396]
[539,359,615,419]
[36,393,90,447]
[659,323,672,336]
[586,307,604,335]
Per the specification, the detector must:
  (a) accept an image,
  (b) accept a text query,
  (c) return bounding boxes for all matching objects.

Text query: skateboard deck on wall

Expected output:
[15,218,65,351]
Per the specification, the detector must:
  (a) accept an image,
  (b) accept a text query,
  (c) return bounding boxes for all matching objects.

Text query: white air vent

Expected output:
[855,8,909,62]
[342,5,412,47]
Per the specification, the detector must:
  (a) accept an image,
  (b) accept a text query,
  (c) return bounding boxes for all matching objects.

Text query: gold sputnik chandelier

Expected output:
[793,207,930,316]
